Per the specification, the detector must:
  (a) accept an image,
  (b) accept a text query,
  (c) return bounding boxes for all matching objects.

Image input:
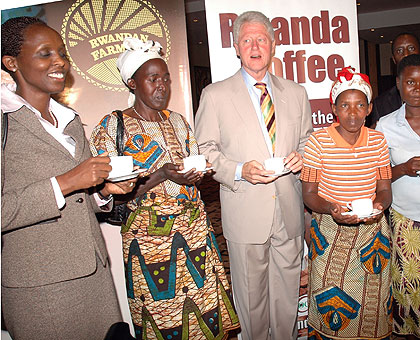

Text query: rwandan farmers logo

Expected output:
[61,0,170,92]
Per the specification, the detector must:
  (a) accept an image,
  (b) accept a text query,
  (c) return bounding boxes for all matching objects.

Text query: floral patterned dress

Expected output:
[390,209,420,337]
[90,110,239,339]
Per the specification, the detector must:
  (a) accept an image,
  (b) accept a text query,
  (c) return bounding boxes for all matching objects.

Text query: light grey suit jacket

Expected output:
[1,106,109,288]
[195,70,313,243]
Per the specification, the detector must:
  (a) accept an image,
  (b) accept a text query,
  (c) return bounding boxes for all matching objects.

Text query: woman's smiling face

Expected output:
[13,24,69,96]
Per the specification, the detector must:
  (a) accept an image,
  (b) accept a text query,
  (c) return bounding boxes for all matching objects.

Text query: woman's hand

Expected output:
[392,156,420,181]
[359,202,384,224]
[160,163,203,185]
[56,153,112,196]
[204,161,214,175]
[332,202,384,225]
[100,178,138,197]
[100,165,141,197]
[331,203,362,225]
[404,156,420,177]
[331,203,355,224]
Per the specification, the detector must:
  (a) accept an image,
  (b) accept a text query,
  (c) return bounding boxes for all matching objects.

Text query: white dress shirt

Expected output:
[235,69,274,180]
[376,104,420,221]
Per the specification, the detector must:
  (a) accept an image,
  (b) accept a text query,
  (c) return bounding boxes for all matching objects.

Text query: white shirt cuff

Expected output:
[51,177,65,209]
[94,192,113,212]
[235,163,244,181]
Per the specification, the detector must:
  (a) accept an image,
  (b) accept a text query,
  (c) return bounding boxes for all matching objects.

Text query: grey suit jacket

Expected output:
[195,70,313,243]
[1,106,108,288]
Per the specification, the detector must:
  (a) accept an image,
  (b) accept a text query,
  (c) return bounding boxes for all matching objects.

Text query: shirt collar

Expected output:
[240,68,271,90]
[327,122,369,148]
[395,103,407,126]
[2,83,77,129]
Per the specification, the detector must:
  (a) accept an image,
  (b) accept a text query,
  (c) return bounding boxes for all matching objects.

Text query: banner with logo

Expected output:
[2,0,192,137]
[204,0,359,338]
[205,0,359,131]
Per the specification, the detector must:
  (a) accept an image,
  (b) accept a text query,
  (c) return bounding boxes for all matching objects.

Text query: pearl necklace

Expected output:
[132,106,164,122]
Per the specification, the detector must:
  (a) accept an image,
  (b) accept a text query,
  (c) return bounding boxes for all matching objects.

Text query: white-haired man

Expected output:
[195,10,313,340]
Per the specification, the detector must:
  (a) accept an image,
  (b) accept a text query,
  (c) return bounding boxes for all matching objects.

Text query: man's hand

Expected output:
[284,151,303,173]
[242,160,278,184]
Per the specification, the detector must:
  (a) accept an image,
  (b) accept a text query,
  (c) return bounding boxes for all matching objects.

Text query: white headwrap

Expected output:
[330,66,373,104]
[117,38,164,106]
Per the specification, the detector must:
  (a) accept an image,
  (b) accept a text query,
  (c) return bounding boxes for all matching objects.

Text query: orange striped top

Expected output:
[300,123,392,207]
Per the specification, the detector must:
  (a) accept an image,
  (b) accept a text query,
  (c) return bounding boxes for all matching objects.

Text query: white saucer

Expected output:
[341,208,382,218]
[265,168,291,177]
[107,169,146,182]
[178,167,214,174]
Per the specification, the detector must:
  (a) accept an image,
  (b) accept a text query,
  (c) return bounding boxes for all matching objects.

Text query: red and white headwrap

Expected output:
[330,66,372,104]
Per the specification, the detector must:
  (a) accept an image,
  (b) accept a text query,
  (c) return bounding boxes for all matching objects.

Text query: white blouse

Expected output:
[376,104,420,221]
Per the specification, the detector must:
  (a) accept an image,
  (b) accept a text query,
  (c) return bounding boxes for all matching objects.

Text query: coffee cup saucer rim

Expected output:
[341,208,381,218]
[107,168,146,182]
[178,166,214,174]
[264,167,291,177]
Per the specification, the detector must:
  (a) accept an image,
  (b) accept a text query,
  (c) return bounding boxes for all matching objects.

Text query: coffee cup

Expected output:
[108,155,133,178]
[183,155,206,172]
[264,157,286,174]
[346,198,373,216]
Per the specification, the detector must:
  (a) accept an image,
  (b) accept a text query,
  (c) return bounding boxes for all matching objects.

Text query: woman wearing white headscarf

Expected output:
[90,38,239,339]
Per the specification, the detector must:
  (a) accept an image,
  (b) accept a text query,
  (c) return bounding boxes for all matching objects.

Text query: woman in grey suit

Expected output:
[1,17,137,340]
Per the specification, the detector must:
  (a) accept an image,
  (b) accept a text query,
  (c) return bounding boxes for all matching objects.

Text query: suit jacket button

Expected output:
[76,198,84,203]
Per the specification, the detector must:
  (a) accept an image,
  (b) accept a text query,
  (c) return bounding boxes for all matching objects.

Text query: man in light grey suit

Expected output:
[195,11,313,340]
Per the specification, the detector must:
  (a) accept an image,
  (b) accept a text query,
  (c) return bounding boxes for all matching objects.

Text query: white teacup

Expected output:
[346,198,373,216]
[264,157,286,174]
[183,155,206,172]
[108,155,133,178]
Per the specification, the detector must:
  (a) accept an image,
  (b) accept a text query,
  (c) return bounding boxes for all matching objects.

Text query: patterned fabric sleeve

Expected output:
[376,135,392,180]
[177,113,198,157]
[89,113,119,157]
[301,133,322,183]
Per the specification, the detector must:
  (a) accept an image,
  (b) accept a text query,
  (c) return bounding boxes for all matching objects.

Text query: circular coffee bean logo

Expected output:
[61,0,170,92]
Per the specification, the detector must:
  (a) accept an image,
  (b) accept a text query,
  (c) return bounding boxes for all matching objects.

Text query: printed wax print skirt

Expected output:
[122,195,239,339]
[308,213,392,340]
[390,208,420,337]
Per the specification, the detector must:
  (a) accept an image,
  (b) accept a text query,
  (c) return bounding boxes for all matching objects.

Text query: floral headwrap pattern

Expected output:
[330,66,372,104]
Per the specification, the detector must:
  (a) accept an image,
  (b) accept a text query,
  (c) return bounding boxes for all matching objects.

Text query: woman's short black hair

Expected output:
[1,16,47,72]
[397,54,420,77]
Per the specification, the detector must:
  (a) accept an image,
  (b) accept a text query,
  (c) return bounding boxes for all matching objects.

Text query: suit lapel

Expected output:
[230,71,270,157]
[64,115,85,162]
[12,106,77,162]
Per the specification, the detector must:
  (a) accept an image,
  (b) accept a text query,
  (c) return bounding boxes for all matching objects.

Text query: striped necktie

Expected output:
[255,82,276,152]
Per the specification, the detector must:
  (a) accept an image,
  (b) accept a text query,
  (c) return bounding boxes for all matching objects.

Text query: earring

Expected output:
[128,80,136,89]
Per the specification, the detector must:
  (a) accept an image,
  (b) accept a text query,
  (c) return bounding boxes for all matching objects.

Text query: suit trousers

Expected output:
[227,205,303,340]
[2,254,122,340]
